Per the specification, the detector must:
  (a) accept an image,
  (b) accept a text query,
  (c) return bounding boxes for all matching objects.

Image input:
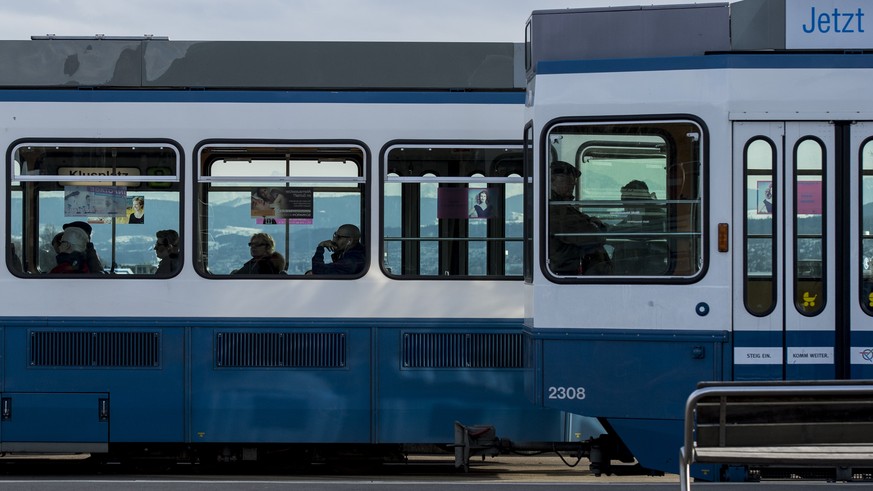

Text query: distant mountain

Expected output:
[13,191,525,274]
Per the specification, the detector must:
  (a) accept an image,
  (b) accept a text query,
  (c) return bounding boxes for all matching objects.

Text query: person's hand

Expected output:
[319,240,337,250]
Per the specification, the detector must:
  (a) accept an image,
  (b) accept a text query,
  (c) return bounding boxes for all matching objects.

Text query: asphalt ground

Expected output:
[0,453,669,482]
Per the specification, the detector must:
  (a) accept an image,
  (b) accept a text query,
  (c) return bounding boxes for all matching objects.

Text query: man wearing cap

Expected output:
[548,161,612,275]
[50,226,91,273]
[63,221,104,273]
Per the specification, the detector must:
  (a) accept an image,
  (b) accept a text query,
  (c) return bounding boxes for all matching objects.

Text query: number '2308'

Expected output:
[547,386,586,400]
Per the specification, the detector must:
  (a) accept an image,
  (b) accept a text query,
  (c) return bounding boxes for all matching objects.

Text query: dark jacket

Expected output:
[51,252,90,274]
[312,242,365,275]
[232,252,285,275]
[156,253,181,276]
[548,194,612,275]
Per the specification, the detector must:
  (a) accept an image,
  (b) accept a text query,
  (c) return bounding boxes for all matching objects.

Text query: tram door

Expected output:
[731,121,870,381]
[852,122,873,380]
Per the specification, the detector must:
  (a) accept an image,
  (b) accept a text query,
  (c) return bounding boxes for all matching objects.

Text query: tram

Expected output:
[5,0,873,480]
[0,38,600,465]
[524,0,873,478]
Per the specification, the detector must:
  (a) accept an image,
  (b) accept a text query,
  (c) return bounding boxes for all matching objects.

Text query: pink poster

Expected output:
[796,181,822,215]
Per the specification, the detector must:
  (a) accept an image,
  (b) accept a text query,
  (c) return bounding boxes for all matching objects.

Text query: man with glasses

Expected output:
[548,161,611,275]
[310,224,365,275]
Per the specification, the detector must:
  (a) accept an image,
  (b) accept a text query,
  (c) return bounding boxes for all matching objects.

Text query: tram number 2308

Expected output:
[547,386,586,400]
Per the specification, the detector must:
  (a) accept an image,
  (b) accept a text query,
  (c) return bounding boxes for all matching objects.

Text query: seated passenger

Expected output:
[51,232,64,254]
[310,224,365,275]
[611,180,668,275]
[9,243,23,273]
[63,221,104,273]
[155,229,181,275]
[613,180,663,232]
[232,232,285,275]
[548,161,611,275]
[50,226,91,273]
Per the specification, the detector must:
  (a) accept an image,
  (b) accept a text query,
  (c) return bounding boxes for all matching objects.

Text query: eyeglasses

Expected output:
[155,240,169,247]
[333,233,351,240]
[248,242,268,247]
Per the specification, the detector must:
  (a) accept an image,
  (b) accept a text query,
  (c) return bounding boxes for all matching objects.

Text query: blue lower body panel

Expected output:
[2,322,185,444]
[377,325,567,443]
[527,328,729,475]
[0,318,568,452]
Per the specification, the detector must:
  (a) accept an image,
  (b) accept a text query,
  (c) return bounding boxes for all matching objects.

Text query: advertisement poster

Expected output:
[64,186,127,217]
[118,195,145,224]
[797,180,822,215]
[251,187,314,224]
[757,181,773,215]
[438,187,499,219]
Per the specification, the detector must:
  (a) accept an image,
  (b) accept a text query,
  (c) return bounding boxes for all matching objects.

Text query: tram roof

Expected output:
[526,0,873,79]
[0,39,525,91]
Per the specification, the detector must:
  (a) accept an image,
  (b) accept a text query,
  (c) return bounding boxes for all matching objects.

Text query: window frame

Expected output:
[7,138,183,278]
[859,136,873,316]
[743,136,778,317]
[193,140,369,279]
[379,140,525,280]
[539,117,708,284]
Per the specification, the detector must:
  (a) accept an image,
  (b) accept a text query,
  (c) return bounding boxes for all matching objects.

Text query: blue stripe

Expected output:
[0,316,523,329]
[524,327,728,343]
[0,89,525,104]
[733,330,782,347]
[734,330,836,348]
[537,53,873,76]
[786,330,834,346]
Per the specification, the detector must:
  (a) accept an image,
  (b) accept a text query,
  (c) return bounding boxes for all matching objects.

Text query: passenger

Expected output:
[62,221,104,273]
[9,243,23,273]
[154,229,181,275]
[128,196,145,224]
[310,224,365,275]
[613,180,663,232]
[548,160,611,275]
[50,226,91,273]
[232,232,285,274]
[51,232,64,253]
[611,180,668,275]
[468,190,494,218]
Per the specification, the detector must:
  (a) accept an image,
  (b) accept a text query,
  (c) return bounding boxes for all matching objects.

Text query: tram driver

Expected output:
[548,161,612,275]
[309,224,365,275]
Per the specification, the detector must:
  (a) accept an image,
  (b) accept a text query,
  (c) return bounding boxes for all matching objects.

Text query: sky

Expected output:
[0,0,727,43]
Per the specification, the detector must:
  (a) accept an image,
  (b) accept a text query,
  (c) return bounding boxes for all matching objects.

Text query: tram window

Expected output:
[744,138,776,316]
[383,145,523,278]
[196,145,365,277]
[861,139,873,315]
[8,144,181,277]
[794,138,825,316]
[544,122,703,279]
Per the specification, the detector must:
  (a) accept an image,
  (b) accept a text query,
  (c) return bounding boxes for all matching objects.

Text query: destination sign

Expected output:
[786,0,871,49]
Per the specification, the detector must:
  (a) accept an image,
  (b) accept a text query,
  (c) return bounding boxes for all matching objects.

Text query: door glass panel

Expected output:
[745,138,776,316]
[794,138,825,316]
[862,139,873,314]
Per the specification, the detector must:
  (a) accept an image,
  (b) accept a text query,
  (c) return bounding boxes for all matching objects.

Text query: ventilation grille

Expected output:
[402,333,523,368]
[215,332,346,368]
[30,331,161,368]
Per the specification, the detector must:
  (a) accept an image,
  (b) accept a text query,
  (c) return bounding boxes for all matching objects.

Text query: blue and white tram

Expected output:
[0,39,589,464]
[524,0,873,477]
